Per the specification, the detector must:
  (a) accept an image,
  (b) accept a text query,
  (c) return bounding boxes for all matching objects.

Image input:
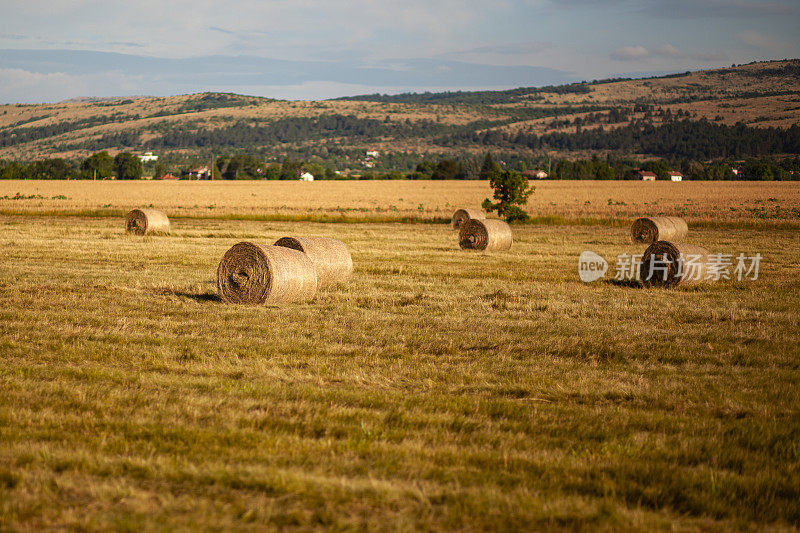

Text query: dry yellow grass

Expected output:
[1,179,799,225]
[1,213,798,530]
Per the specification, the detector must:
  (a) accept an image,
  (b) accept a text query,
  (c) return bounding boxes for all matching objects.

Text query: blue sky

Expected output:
[1,0,798,103]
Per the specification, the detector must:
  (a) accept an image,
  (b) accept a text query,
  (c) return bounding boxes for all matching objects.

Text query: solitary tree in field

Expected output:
[482,169,533,222]
[114,152,142,180]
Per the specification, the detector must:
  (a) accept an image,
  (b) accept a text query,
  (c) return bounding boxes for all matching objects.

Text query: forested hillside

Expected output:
[0,59,798,177]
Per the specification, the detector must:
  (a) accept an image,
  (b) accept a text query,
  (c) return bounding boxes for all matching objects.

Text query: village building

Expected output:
[668,171,683,182]
[300,172,314,181]
[634,170,657,181]
[138,152,158,163]
[523,170,549,179]
[189,167,211,180]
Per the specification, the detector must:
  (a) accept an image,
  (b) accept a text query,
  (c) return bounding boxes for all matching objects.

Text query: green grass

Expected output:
[0,216,798,530]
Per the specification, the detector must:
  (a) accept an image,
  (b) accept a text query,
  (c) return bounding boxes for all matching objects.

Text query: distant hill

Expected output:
[1,60,798,165]
[59,96,152,104]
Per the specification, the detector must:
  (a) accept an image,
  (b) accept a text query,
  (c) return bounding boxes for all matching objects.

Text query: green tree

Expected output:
[482,169,533,222]
[414,160,436,177]
[81,151,114,180]
[743,160,775,181]
[280,158,302,180]
[263,163,281,180]
[430,159,461,180]
[455,156,480,180]
[28,159,76,180]
[153,162,166,179]
[0,161,25,180]
[479,152,501,180]
[114,152,142,180]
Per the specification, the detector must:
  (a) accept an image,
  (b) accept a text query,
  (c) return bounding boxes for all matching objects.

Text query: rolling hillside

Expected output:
[0,59,798,165]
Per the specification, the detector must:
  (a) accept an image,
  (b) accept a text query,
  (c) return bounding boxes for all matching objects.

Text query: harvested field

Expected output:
[0,212,798,530]
[1,179,800,225]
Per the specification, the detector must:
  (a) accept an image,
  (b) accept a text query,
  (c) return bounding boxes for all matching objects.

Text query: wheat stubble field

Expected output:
[2,180,800,224]
[1,180,799,530]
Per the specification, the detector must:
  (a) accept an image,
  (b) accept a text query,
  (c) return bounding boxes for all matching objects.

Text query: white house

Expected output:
[366,150,380,158]
[138,152,158,163]
[635,170,657,181]
[668,171,683,182]
[300,172,314,181]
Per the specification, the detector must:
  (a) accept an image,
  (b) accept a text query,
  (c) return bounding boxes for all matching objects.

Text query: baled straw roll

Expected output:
[640,241,714,288]
[451,208,486,230]
[631,216,688,244]
[273,236,353,288]
[125,208,170,235]
[459,219,513,251]
[217,242,317,304]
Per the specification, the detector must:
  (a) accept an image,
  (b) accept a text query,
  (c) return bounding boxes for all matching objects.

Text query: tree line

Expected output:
[0,152,142,180]
[2,150,798,181]
[438,119,800,160]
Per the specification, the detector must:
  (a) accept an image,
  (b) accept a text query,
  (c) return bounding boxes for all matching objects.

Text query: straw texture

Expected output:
[459,219,513,251]
[631,216,688,244]
[451,208,486,230]
[274,236,353,288]
[217,242,317,304]
[640,240,713,288]
[125,208,170,235]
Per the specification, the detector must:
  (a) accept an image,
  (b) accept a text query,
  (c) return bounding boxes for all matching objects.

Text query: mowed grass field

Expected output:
[2,179,800,225]
[1,181,800,530]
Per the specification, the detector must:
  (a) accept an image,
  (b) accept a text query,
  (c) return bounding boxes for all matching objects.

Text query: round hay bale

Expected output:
[125,208,170,235]
[451,208,486,230]
[217,242,317,304]
[631,216,688,244]
[273,236,353,288]
[640,240,713,288]
[459,219,512,251]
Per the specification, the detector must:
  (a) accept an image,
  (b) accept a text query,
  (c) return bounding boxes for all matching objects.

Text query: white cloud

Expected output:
[653,44,681,57]
[610,45,649,61]
[738,30,782,50]
[0,68,146,104]
[642,0,796,18]
[610,43,731,64]
[0,0,499,61]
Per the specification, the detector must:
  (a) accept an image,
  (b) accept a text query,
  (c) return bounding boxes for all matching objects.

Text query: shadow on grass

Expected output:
[602,278,643,289]
[173,291,221,303]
